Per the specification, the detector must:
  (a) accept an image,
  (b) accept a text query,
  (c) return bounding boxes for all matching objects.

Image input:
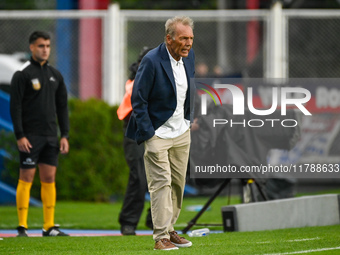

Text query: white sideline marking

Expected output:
[286,238,320,242]
[262,246,340,255]
[256,237,320,244]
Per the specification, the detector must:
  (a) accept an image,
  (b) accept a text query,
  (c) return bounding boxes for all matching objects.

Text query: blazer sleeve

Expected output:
[131,55,155,142]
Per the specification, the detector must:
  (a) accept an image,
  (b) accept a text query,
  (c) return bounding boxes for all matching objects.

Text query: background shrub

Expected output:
[1,98,129,202]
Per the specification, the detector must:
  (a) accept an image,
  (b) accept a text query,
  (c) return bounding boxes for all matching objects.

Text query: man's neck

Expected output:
[166,45,181,62]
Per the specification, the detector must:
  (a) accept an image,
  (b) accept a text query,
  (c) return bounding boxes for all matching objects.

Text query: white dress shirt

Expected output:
[155,47,190,139]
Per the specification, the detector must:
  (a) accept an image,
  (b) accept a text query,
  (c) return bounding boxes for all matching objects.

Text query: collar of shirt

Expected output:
[30,56,49,67]
[166,46,183,67]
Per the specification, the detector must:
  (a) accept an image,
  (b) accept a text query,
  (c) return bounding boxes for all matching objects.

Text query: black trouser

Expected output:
[119,134,151,228]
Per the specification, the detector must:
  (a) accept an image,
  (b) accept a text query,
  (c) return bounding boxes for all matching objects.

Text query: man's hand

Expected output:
[60,137,69,154]
[17,137,32,153]
[191,118,200,131]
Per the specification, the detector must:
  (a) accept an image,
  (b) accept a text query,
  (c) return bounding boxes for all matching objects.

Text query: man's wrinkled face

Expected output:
[30,38,50,65]
[166,23,194,61]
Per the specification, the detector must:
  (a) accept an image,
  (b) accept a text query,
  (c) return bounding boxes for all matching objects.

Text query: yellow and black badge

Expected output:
[31,78,41,90]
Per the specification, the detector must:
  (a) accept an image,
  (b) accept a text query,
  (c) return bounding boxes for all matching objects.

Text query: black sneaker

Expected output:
[42,225,69,237]
[16,226,28,237]
[120,225,136,235]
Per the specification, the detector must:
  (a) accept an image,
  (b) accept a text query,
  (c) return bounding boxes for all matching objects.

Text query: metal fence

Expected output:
[122,10,270,80]
[285,10,340,78]
[0,10,106,99]
[0,6,340,176]
[1,7,340,103]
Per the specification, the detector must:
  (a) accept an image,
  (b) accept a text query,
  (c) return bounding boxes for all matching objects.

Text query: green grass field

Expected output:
[1,225,340,255]
[1,192,340,254]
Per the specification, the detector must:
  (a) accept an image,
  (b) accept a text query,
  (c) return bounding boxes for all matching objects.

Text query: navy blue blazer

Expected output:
[126,43,195,145]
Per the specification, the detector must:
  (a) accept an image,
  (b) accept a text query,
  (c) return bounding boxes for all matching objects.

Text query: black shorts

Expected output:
[19,135,59,169]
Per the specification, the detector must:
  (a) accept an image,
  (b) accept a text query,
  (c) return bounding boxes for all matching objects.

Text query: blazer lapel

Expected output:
[160,44,176,92]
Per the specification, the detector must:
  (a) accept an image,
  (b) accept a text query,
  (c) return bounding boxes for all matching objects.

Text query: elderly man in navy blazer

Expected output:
[126,16,195,250]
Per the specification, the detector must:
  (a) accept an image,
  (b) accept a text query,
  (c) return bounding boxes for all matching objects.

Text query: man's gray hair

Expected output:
[164,16,194,42]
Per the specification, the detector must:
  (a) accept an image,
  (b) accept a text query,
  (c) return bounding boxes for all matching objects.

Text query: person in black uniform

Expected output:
[10,31,69,237]
[117,47,153,235]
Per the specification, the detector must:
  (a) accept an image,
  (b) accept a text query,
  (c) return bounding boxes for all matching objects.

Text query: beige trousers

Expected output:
[144,129,190,241]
